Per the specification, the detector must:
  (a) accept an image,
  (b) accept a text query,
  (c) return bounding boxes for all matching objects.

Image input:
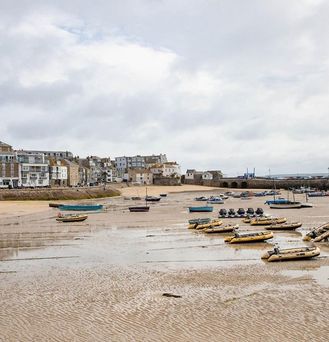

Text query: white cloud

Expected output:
[1,1,329,175]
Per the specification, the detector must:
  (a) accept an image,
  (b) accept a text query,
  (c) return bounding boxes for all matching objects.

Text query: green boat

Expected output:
[188,206,213,213]
[58,204,103,211]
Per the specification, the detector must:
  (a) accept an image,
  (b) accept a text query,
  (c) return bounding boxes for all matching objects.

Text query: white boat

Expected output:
[269,202,302,209]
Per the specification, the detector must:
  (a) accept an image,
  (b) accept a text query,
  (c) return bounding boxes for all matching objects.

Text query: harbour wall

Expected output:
[0,186,120,201]
[183,178,329,190]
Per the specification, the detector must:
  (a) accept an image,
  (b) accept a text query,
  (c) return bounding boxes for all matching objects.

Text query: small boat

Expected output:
[265,222,302,230]
[188,206,213,213]
[188,218,211,225]
[250,217,287,226]
[131,196,142,200]
[255,208,264,216]
[246,208,255,216]
[194,196,208,201]
[194,219,223,230]
[228,208,236,217]
[56,213,88,222]
[218,208,228,218]
[261,246,320,262]
[128,206,150,212]
[242,217,252,223]
[224,231,273,244]
[265,198,291,205]
[58,204,103,211]
[207,198,224,204]
[303,222,329,241]
[160,193,167,197]
[269,202,302,209]
[145,196,161,202]
[204,224,239,234]
[237,208,246,217]
[49,202,63,208]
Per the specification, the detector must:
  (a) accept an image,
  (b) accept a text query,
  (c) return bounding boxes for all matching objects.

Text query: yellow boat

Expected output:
[250,217,287,226]
[265,222,302,230]
[56,213,88,222]
[203,224,239,234]
[224,231,273,243]
[188,219,222,230]
[195,219,223,230]
[261,246,320,262]
[242,217,251,223]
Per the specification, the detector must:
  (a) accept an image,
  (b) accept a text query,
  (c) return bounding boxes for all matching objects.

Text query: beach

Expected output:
[1,185,329,341]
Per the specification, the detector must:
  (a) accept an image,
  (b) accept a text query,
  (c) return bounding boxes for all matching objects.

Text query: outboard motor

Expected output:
[219,208,227,217]
[237,208,245,216]
[246,208,254,216]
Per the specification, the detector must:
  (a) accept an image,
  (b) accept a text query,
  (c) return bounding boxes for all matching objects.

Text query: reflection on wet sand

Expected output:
[1,190,329,341]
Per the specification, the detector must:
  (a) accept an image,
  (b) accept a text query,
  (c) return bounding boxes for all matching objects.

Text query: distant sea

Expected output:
[263,173,329,179]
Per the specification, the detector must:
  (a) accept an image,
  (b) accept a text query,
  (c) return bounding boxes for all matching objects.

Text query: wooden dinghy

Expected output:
[204,224,239,234]
[56,213,88,222]
[261,246,320,262]
[224,231,273,244]
[250,217,287,226]
[265,222,302,231]
[194,219,223,230]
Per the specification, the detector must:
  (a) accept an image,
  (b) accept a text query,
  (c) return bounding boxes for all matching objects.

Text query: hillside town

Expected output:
[0,141,185,188]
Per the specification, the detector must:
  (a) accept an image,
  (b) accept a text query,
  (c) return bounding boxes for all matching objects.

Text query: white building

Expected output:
[202,171,213,180]
[185,169,196,180]
[150,162,181,178]
[50,160,68,186]
[17,152,50,187]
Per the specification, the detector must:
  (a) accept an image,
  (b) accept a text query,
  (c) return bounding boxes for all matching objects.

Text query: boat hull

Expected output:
[269,203,302,209]
[250,217,287,225]
[225,232,273,243]
[188,206,213,213]
[128,206,150,212]
[194,220,222,230]
[204,224,238,234]
[58,204,103,211]
[56,214,88,222]
[265,222,302,230]
[262,247,320,261]
[49,203,63,208]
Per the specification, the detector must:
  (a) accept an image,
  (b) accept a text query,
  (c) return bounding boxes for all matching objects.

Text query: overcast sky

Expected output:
[1,0,328,176]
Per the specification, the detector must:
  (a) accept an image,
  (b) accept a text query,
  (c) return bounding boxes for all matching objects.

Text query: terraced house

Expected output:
[0,141,20,188]
[16,151,49,187]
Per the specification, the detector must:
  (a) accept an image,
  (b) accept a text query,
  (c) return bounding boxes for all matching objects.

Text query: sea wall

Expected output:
[0,186,120,201]
[183,178,329,190]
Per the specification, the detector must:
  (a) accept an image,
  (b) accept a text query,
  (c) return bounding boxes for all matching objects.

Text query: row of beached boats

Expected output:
[187,216,321,261]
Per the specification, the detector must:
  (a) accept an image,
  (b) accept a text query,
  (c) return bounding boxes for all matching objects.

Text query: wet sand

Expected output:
[1,186,329,341]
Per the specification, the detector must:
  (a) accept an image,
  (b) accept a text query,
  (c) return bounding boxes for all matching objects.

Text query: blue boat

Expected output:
[264,198,290,205]
[58,204,103,211]
[188,206,213,213]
